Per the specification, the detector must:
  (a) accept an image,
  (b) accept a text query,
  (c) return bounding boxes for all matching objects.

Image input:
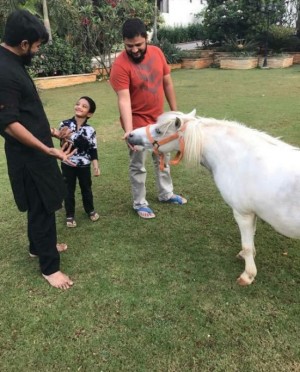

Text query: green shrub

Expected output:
[267,25,298,52]
[151,39,184,64]
[283,36,300,52]
[187,23,205,41]
[29,35,92,77]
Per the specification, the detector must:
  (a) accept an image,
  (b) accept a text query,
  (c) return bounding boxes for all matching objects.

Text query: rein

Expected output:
[145,123,187,171]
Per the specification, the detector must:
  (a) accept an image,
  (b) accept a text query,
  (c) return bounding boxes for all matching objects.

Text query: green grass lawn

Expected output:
[1,66,300,371]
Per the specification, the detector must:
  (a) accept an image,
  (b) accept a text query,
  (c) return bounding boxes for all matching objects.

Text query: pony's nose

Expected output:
[127,133,134,144]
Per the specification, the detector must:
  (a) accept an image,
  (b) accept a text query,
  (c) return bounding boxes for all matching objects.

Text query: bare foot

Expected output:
[42,271,74,290]
[56,243,68,252]
[29,243,68,258]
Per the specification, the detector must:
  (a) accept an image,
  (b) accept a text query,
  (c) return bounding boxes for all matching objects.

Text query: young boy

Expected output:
[58,96,100,227]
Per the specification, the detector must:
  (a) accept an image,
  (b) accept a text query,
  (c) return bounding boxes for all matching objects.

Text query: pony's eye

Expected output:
[155,128,162,135]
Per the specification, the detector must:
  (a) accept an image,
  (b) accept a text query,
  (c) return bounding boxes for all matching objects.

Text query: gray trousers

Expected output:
[129,149,174,210]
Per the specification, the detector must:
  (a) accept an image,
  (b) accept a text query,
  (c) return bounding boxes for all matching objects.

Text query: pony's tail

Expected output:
[183,120,203,167]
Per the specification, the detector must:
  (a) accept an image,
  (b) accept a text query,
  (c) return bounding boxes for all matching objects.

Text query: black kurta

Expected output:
[0,46,66,213]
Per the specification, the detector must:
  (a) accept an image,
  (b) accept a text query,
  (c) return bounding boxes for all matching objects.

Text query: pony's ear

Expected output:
[187,109,196,117]
[175,117,182,129]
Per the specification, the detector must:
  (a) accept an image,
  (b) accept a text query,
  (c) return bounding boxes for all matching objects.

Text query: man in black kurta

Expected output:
[0,10,74,289]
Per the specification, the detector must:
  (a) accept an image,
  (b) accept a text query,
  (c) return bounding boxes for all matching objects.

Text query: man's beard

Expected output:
[126,45,147,64]
[22,50,35,66]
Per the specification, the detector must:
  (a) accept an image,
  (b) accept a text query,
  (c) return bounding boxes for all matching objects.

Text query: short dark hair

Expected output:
[80,96,96,114]
[3,9,49,47]
[122,18,147,40]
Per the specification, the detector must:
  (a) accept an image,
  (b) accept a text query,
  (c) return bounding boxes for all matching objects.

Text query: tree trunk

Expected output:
[296,2,300,36]
[42,0,52,43]
[152,0,158,43]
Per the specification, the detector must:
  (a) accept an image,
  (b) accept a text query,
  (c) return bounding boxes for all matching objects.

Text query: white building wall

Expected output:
[160,0,207,27]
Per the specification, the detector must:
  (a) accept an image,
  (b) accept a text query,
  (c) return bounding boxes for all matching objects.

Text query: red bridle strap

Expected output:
[145,123,187,171]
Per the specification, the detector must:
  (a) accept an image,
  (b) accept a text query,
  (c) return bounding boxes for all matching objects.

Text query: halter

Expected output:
[145,122,187,171]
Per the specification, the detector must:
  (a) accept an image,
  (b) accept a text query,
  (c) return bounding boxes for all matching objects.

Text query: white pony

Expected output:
[127,110,300,285]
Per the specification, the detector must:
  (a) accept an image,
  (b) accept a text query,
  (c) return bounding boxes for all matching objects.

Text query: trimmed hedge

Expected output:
[157,23,205,44]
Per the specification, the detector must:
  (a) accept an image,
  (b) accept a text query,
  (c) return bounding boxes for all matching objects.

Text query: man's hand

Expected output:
[122,131,131,140]
[122,131,136,150]
[48,142,76,166]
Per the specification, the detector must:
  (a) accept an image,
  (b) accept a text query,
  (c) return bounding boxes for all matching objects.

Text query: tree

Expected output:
[200,0,286,45]
[78,0,155,76]
[0,0,26,37]
[297,2,300,36]
[152,0,158,43]
[0,0,53,40]
[0,0,158,76]
[283,0,300,35]
[22,0,81,42]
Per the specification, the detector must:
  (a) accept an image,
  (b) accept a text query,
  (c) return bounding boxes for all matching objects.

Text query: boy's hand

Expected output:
[51,127,73,145]
[59,126,72,140]
[48,142,76,167]
[93,167,100,177]
[51,127,71,140]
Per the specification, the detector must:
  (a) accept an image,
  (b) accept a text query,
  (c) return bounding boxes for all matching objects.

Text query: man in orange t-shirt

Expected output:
[110,18,187,219]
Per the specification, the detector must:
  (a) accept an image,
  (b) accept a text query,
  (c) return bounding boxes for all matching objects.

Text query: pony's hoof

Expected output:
[237,273,253,286]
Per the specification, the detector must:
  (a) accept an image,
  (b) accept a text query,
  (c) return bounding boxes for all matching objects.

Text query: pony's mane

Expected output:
[156,111,195,134]
[196,116,297,150]
[156,112,298,166]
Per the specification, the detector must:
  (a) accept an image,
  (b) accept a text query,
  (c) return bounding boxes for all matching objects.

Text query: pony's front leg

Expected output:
[233,210,257,286]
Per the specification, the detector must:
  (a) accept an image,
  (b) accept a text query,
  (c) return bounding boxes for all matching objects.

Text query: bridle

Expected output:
[145,122,187,171]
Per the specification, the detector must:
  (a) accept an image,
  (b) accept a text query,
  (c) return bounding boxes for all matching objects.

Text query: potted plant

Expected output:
[218,38,259,69]
[258,53,294,68]
[181,49,213,69]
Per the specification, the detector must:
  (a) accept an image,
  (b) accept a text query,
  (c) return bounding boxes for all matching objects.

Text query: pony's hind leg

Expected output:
[233,210,257,286]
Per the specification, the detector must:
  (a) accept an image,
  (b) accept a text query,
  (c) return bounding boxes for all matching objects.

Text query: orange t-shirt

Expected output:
[110,45,171,129]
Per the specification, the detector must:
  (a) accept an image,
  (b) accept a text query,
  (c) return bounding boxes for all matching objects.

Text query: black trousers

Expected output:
[25,171,60,275]
[61,163,94,218]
